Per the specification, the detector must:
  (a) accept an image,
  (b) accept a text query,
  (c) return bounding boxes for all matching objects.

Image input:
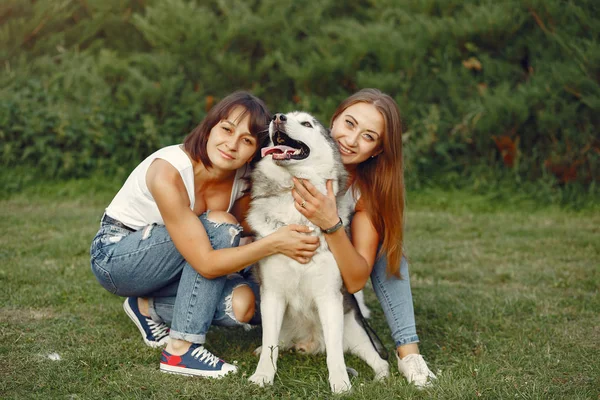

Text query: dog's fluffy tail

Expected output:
[350,293,389,360]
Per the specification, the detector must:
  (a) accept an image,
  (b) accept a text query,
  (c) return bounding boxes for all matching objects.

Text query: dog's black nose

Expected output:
[273,113,287,123]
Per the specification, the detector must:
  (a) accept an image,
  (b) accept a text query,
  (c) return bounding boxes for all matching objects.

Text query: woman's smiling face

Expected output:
[206,106,257,171]
[331,102,384,166]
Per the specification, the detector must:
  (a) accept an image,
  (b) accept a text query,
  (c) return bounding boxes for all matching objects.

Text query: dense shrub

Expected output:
[1,0,598,184]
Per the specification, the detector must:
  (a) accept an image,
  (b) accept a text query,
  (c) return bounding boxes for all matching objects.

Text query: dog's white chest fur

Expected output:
[247,111,388,393]
[260,251,343,303]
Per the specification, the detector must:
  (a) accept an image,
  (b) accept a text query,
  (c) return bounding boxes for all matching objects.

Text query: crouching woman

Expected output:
[90,91,318,378]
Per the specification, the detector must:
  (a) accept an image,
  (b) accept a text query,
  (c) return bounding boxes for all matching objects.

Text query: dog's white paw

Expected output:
[253,346,262,356]
[330,379,351,394]
[329,372,351,394]
[373,366,390,381]
[249,372,274,387]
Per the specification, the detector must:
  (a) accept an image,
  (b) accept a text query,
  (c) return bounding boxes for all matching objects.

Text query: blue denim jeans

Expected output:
[370,255,420,347]
[90,211,259,344]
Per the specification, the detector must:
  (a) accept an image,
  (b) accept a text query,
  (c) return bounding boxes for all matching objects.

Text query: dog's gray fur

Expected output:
[247,111,389,394]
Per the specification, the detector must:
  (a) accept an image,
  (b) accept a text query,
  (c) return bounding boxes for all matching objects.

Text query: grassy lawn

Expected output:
[1,179,598,399]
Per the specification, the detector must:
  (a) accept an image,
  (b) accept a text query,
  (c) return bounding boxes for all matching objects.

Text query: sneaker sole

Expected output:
[123,299,169,348]
[160,363,236,378]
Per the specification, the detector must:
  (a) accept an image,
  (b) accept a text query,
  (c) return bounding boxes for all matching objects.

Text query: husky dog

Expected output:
[247,112,389,394]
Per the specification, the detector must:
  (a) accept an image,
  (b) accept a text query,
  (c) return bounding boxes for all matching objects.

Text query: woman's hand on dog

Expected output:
[272,224,320,264]
[292,178,340,231]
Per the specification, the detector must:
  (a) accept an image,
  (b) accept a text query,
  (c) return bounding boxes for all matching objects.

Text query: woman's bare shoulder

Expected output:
[146,158,187,199]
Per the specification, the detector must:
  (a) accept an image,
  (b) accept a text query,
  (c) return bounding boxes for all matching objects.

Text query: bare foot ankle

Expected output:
[397,343,420,359]
[137,297,150,317]
[166,339,192,356]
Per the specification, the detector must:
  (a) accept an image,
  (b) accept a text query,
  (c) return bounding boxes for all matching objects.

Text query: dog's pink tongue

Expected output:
[261,145,296,158]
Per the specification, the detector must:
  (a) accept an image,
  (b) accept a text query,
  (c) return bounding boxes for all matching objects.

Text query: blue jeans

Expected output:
[370,255,420,347]
[90,211,259,344]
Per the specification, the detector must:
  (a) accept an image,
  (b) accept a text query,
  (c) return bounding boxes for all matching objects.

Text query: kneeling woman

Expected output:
[90,92,318,378]
[292,89,436,387]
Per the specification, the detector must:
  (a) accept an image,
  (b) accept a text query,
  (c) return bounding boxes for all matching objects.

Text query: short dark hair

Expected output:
[183,91,271,167]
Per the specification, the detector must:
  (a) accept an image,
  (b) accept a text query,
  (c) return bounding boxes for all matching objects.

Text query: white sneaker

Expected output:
[397,353,436,388]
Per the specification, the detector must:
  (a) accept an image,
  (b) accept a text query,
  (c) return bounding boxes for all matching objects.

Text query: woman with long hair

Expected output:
[292,88,436,387]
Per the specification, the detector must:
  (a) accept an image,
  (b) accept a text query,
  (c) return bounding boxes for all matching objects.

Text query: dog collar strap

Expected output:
[321,218,343,234]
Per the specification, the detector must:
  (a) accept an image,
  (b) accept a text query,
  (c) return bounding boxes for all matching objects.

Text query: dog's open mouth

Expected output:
[261,130,310,161]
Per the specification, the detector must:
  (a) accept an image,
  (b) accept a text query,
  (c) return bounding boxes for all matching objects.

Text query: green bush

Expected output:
[1,0,598,184]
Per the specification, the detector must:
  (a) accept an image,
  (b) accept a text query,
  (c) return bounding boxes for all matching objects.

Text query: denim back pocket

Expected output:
[89,224,132,294]
[91,260,117,294]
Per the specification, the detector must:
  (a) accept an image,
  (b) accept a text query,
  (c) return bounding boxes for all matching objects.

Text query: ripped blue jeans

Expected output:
[90,211,259,344]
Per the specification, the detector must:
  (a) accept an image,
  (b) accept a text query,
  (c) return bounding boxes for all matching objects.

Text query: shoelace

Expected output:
[412,358,426,376]
[191,346,220,368]
[402,355,427,380]
[146,317,169,341]
[402,354,425,380]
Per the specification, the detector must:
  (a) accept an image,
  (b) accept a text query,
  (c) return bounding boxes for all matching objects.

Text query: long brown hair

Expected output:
[331,89,405,277]
[183,91,271,168]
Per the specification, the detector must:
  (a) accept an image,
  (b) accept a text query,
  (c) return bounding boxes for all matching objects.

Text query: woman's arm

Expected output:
[147,160,319,279]
[292,178,379,293]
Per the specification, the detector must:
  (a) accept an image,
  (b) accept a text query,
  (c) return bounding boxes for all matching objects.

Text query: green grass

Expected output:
[1,178,598,399]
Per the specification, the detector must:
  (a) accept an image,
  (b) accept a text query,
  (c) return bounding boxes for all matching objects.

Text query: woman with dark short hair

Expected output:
[90,91,318,378]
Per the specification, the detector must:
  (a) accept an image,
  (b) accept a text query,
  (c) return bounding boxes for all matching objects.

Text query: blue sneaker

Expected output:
[123,297,170,348]
[160,344,238,378]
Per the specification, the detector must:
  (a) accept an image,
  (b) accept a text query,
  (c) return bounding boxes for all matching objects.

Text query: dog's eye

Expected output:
[301,122,313,128]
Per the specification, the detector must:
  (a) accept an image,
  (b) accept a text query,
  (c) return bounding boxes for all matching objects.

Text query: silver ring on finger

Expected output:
[301,200,306,208]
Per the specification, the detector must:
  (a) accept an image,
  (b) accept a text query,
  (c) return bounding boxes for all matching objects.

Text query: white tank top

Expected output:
[105,145,250,230]
[344,184,361,211]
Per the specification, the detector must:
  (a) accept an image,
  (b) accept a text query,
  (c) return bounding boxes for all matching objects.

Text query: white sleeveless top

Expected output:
[344,184,361,212]
[105,145,250,230]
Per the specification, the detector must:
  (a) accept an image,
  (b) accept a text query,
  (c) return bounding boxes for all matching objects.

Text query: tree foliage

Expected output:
[1,0,598,183]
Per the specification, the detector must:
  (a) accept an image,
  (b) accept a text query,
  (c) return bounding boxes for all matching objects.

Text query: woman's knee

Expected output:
[231,285,256,323]
[206,211,239,225]
[202,211,243,249]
